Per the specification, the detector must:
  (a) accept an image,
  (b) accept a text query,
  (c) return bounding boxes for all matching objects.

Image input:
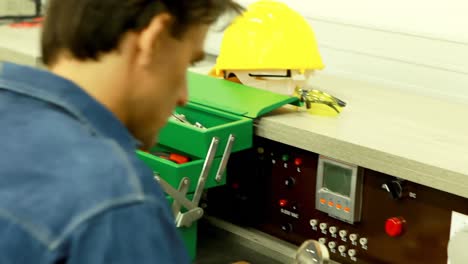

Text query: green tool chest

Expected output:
[158,72,299,158]
[138,72,298,190]
[137,71,299,260]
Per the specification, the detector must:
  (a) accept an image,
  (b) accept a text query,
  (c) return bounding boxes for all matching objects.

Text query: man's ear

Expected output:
[137,13,173,67]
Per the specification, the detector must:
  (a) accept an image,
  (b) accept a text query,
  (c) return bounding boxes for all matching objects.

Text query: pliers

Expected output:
[151,151,191,164]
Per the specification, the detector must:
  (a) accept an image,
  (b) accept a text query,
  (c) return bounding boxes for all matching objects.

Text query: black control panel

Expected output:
[206,136,468,264]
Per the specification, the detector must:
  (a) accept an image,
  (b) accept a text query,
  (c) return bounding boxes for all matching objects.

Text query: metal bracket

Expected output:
[175,207,204,228]
[192,137,219,206]
[172,177,190,217]
[154,174,195,211]
[215,134,236,183]
[154,136,220,228]
[155,174,204,227]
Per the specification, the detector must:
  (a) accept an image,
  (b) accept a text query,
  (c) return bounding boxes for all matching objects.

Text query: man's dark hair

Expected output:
[41,0,242,66]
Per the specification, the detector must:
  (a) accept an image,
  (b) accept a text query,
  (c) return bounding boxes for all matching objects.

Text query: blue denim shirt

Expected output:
[0,62,190,264]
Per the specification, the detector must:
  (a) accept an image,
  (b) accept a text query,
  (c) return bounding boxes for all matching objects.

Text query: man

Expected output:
[0,0,240,263]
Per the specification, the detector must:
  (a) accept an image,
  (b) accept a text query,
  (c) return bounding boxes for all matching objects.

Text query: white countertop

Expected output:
[256,73,468,199]
[2,25,468,199]
[190,63,468,199]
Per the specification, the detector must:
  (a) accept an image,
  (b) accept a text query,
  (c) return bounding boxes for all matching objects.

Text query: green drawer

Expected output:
[158,102,252,158]
[137,145,226,192]
[157,72,299,158]
[166,194,197,261]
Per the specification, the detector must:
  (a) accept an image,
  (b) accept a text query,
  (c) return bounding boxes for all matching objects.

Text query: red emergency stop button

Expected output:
[385,217,406,237]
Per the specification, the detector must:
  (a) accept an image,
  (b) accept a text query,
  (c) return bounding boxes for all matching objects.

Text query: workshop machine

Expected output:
[207,137,468,264]
[137,72,468,263]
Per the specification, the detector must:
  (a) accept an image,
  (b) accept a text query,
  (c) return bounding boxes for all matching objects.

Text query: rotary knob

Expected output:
[295,240,330,264]
[281,223,293,233]
[285,177,296,188]
[382,179,404,199]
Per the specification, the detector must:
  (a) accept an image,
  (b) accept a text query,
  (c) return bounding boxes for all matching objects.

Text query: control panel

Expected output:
[207,136,468,264]
[316,156,363,223]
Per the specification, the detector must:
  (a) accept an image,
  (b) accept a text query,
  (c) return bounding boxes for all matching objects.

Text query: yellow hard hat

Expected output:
[215,0,324,75]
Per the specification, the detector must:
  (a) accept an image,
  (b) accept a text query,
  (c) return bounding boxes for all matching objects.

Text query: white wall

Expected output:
[279,0,468,43]
[0,1,37,16]
[204,0,468,104]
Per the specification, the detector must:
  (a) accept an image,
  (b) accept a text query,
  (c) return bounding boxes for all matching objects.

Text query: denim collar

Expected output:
[0,62,141,150]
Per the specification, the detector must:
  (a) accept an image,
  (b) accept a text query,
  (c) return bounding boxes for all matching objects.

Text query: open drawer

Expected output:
[158,72,299,158]
[137,144,225,193]
[158,102,252,158]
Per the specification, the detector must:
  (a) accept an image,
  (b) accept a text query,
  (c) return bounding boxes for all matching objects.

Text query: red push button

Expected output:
[279,199,288,207]
[294,158,303,166]
[385,217,406,237]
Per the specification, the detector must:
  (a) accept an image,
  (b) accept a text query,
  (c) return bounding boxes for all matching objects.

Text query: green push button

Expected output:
[282,154,289,162]
[257,147,265,154]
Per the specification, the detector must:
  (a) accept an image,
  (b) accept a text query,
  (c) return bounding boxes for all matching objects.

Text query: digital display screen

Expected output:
[323,162,352,197]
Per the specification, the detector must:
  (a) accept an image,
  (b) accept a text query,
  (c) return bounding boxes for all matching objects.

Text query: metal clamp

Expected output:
[215,134,236,183]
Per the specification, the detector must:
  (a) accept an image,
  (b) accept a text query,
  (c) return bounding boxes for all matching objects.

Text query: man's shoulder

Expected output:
[0,111,160,249]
